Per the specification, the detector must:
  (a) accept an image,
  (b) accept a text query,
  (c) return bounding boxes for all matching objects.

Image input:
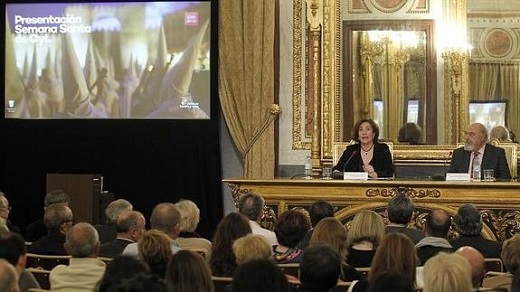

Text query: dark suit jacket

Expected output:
[450,235,502,259]
[99,238,133,258]
[94,223,117,243]
[333,142,394,178]
[385,226,425,244]
[28,230,67,255]
[25,219,47,242]
[448,143,511,180]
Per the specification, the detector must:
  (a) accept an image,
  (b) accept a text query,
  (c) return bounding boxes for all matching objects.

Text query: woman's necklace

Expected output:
[361,144,374,154]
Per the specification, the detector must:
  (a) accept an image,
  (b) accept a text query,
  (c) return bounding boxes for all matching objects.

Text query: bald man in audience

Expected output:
[99,210,146,258]
[415,209,454,265]
[95,199,133,243]
[28,204,74,255]
[0,258,20,292]
[456,246,486,289]
[123,202,181,256]
[50,222,106,291]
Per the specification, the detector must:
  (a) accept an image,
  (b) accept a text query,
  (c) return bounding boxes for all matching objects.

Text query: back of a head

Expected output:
[98,255,150,292]
[347,210,385,248]
[138,229,173,267]
[300,244,341,291]
[387,193,415,225]
[425,209,451,238]
[238,192,264,221]
[453,204,483,236]
[45,189,70,207]
[369,233,417,286]
[175,199,201,233]
[116,210,145,235]
[368,272,414,292]
[166,250,214,292]
[44,203,73,231]
[423,252,472,292]
[310,217,348,263]
[455,246,485,288]
[0,232,26,266]
[66,222,99,257]
[212,212,252,249]
[150,203,180,235]
[398,122,422,144]
[232,259,291,292]
[309,200,335,227]
[0,258,20,292]
[502,235,520,273]
[490,125,511,142]
[106,199,133,223]
[232,233,272,264]
[274,210,311,248]
[105,273,169,292]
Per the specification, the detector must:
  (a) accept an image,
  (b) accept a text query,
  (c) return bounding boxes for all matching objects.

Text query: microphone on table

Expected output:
[444,151,453,167]
[342,150,358,172]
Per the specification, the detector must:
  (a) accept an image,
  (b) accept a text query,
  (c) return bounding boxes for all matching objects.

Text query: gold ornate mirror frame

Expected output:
[292,0,473,170]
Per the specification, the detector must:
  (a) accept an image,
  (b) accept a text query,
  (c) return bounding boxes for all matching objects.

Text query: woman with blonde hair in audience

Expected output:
[174,199,212,261]
[166,250,214,292]
[210,212,252,276]
[272,210,311,264]
[233,233,272,265]
[138,229,173,279]
[310,217,361,282]
[346,210,385,268]
[423,252,472,292]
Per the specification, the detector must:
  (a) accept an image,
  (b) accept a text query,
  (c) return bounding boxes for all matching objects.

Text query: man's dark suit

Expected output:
[450,235,502,259]
[448,143,511,180]
[99,238,133,258]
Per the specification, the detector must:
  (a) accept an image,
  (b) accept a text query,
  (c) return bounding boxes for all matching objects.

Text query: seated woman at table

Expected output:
[333,119,394,178]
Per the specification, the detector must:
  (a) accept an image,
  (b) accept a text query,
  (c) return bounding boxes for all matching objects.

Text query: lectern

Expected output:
[46,174,113,225]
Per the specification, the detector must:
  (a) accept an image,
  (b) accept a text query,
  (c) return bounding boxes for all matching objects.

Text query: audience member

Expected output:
[25,189,70,242]
[456,246,485,289]
[398,122,422,144]
[165,250,214,292]
[95,199,133,243]
[299,244,341,292]
[232,259,292,292]
[351,232,418,292]
[385,192,424,244]
[346,210,385,268]
[138,229,173,279]
[29,203,74,255]
[415,209,453,265]
[512,269,520,292]
[0,258,20,292]
[100,210,146,258]
[175,199,212,261]
[300,200,334,250]
[367,272,414,292]
[238,192,278,246]
[423,252,472,292]
[123,202,182,256]
[490,125,511,142]
[210,212,251,277]
[451,203,502,258]
[483,234,520,290]
[0,232,40,291]
[97,255,150,292]
[0,191,21,234]
[273,210,311,264]
[0,217,9,234]
[310,217,361,282]
[232,233,272,265]
[103,273,169,292]
[49,222,106,291]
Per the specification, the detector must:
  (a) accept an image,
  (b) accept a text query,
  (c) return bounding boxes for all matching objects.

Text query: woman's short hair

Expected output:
[489,125,511,142]
[138,229,172,278]
[502,235,520,273]
[175,199,200,233]
[166,250,214,292]
[232,259,292,292]
[423,252,472,292]
[274,210,311,248]
[310,217,348,264]
[346,210,385,248]
[353,119,380,143]
[398,122,422,144]
[232,234,272,265]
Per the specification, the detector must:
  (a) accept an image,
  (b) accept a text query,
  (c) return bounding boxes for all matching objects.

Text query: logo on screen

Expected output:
[185,12,199,26]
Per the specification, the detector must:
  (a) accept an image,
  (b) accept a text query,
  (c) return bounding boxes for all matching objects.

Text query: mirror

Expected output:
[342,20,437,144]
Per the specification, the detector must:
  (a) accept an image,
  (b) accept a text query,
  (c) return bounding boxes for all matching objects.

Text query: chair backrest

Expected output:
[26,253,71,270]
[27,268,51,290]
[277,263,300,278]
[484,258,504,273]
[489,139,517,178]
[329,281,352,292]
[212,276,233,292]
[355,267,370,280]
[333,141,394,166]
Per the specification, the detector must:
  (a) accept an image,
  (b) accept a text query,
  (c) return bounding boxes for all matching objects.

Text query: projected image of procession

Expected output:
[5,1,211,119]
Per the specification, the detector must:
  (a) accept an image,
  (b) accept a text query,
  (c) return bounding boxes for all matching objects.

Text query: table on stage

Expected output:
[223,178,520,241]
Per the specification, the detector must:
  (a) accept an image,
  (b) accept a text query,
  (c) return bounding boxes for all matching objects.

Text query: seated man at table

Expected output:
[448,122,511,180]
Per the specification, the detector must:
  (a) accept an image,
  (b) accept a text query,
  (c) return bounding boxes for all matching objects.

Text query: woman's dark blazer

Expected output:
[332,142,395,178]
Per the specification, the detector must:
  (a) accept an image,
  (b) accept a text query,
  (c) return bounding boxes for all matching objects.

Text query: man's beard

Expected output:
[464,141,474,151]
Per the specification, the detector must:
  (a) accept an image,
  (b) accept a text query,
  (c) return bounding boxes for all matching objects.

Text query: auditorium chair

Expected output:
[27,268,51,290]
[26,253,70,270]
[212,276,233,292]
[484,258,504,273]
[277,263,300,278]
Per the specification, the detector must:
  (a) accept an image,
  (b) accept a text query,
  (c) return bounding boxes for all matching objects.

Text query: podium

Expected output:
[46,174,114,225]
